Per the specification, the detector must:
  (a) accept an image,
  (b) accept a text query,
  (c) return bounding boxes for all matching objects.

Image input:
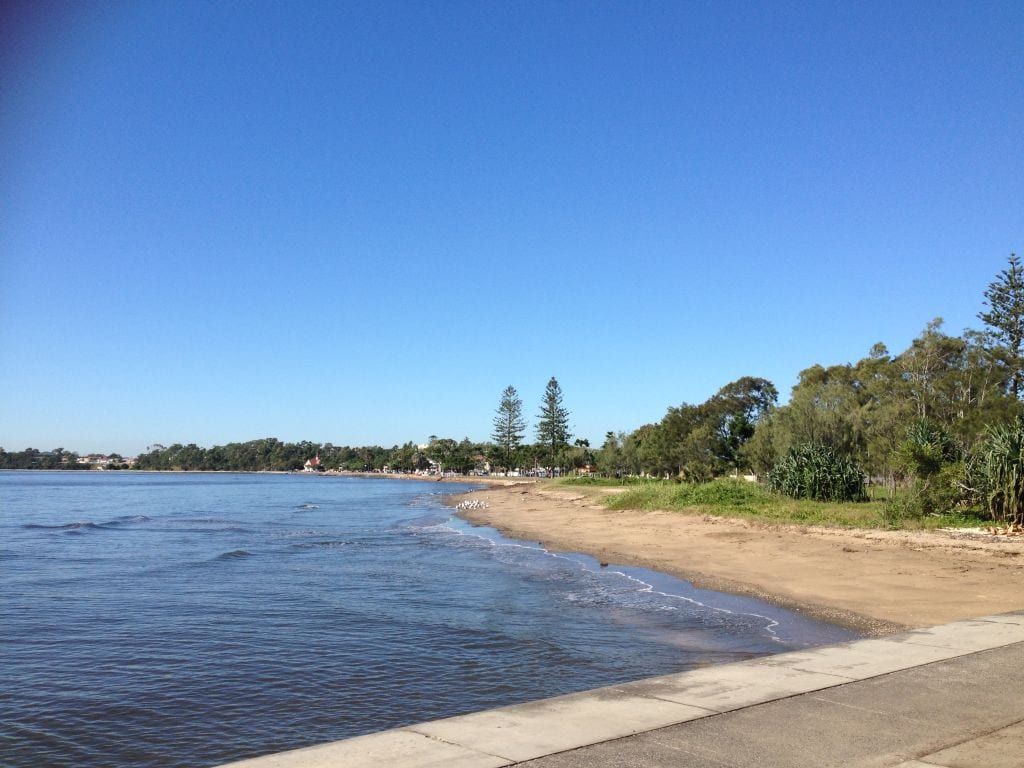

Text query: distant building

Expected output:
[78,454,135,469]
[303,454,322,472]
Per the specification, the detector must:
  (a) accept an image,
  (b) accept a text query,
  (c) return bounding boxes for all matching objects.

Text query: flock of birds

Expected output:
[454,499,489,511]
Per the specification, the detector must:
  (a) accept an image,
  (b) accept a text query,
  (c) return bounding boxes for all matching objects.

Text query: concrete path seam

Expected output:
[402,726,514,764]
[894,716,1024,768]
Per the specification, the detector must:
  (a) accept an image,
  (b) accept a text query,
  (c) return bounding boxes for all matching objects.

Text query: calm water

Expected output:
[1,472,857,767]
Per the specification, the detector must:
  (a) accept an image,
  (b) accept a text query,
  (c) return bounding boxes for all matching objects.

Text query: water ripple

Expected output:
[1,472,856,768]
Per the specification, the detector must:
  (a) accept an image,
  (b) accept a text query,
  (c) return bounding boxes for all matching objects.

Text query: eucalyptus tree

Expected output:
[782,364,867,455]
[955,329,1018,437]
[659,402,705,477]
[597,431,625,476]
[741,412,779,479]
[705,376,778,473]
[536,377,571,475]
[620,423,662,476]
[853,344,914,489]
[491,385,526,473]
[644,378,779,480]
[898,318,971,421]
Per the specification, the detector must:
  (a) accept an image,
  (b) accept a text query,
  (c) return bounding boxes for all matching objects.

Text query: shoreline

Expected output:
[12,469,1020,635]
[0,468,493,481]
[451,482,1024,637]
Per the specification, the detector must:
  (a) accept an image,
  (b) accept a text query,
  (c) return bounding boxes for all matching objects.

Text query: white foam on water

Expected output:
[438,515,782,642]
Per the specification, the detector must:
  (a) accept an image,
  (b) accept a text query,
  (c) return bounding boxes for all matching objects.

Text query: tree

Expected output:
[955,330,1017,436]
[659,403,705,477]
[569,438,594,472]
[491,385,526,473]
[899,318,969,421]
[391,441,418,472]
[427,437,458,473]
[781,364,866,456]
[454,437,481,474]
[742,412,779,479]
[979,253,1024,399]
[536,376,571,475]
[621,423,666,476]
[705,377,779,473]
[597,431,624,476]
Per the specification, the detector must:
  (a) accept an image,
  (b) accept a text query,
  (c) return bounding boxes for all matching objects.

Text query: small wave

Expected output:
[598,566,782,641]
[103,515,153,528]
[215,550,254,560]
[24,521,103,530]
[289,540,350,550]
[175,518,251,534]
[441,517,783,641]
[179,517,242,525]
[273,529,330,539]
[398,513,450,530]
[296,503,320,510]
[25,515,154,532]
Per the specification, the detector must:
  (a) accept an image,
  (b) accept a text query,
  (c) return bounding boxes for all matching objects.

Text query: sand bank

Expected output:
[453,483,1024,636]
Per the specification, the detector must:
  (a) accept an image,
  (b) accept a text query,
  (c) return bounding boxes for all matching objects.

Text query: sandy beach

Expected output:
[453,481,1024,636]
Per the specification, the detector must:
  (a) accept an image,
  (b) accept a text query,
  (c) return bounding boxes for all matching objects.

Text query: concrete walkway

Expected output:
[219,612,1024,768]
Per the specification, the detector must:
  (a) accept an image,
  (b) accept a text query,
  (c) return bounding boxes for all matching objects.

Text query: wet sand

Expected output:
[453,482,1024,636]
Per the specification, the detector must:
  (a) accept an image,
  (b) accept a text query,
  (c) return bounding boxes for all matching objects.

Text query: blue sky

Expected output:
[2,0,1022,456]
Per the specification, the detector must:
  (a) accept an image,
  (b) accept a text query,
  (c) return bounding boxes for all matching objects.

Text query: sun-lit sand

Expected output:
[453,481,1024,635]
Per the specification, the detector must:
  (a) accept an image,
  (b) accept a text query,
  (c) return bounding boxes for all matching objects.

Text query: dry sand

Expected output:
[453,481,1024,636]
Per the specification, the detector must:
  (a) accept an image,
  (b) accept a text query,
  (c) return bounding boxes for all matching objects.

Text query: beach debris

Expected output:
[986,523,1024,537]
[943,523,1024,539]
[455,500,489,511]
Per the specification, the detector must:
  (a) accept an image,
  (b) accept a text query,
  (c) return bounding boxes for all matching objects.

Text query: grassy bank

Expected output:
[554,477,987,530]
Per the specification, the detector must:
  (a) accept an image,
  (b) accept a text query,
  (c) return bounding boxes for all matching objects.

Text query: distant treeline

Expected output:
[130,436,595,474]
[0,448,124,470]
[132,438,472,473]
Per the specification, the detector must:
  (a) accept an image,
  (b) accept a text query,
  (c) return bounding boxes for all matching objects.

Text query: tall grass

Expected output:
[559,475,664,487]
[554,477,987,529]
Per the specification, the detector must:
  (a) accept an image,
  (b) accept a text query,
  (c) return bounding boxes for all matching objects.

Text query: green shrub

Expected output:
[881,494,920,528]
[767,443,867,502]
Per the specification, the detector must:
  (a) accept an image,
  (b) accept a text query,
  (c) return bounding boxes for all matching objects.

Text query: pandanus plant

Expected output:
[897,419,960,480]
[981,416,1024,527]
[767,443,867,503]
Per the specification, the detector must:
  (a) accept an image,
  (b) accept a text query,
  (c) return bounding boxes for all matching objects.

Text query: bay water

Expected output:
[1,471,856,767]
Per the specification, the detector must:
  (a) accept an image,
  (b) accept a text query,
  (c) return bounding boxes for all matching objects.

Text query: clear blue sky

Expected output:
[2,0,1022,456]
